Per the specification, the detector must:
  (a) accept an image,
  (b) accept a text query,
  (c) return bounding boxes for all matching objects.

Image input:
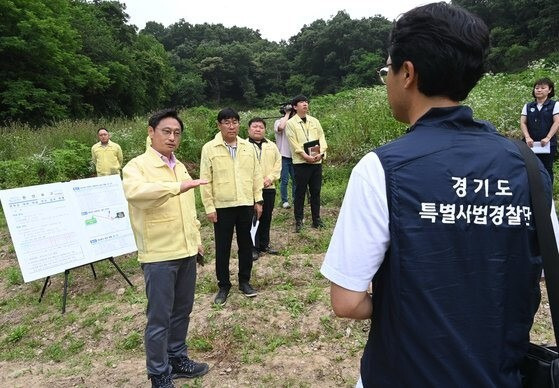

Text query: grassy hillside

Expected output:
[0,61,558,386]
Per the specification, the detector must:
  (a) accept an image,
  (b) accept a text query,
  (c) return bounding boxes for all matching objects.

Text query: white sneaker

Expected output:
[282,202,291,209]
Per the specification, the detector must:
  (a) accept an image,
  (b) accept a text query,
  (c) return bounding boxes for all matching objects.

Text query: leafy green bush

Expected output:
[51,140,93,181]
[0,140,91,189]
[0,154,58,189]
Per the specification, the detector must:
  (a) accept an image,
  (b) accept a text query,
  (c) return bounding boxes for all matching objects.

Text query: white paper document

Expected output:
[532,141,551,154]
[250,216,259,246]
[0,175,137,282]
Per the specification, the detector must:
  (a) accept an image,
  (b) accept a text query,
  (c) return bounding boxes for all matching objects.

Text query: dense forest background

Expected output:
[2,0,558,125]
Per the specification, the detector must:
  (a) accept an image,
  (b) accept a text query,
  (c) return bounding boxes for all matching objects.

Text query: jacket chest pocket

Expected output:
[238,152,254,170]
[213,154,233,175]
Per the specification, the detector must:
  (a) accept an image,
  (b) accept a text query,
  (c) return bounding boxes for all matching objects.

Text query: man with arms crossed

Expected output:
[91,127,123,176]
[321,3,555,386]
[123,109,209,388]
[200,108,263,305]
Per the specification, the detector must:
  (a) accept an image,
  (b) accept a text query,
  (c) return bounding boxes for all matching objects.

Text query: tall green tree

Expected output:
[0,0,107,124]
[70,0,174,116]
[453,0,559,71]
[286,11,391,95]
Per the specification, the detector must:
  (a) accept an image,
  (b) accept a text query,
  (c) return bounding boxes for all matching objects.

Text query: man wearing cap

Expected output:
[286,95,328,232]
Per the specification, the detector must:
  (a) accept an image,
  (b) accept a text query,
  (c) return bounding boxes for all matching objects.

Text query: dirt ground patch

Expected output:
[0,212,554,387]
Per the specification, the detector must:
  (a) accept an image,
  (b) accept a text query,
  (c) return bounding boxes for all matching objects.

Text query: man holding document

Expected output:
[286,95,328,232]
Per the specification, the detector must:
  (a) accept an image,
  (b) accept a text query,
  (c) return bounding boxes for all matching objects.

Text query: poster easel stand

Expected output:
[38,256,134,313]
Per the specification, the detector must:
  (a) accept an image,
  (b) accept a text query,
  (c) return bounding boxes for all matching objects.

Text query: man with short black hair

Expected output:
[123,109,209,388]
[200,108,263,305]
[286,95,328,232]
[91,127,123,176]
[247,117,282,257]
[321,3,556,386]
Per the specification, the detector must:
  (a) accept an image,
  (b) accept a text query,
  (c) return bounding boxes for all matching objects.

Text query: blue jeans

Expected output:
[280,157,295,203]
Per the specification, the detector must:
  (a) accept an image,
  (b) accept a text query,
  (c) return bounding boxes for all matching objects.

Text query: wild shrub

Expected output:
[51,140,93,181]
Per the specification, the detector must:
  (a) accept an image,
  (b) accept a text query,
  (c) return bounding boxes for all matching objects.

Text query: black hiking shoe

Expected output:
[239,282,258,297]
[169,355,209,379]
[312,219,325,229]
[150,373,175,388]
[214,287,229,305]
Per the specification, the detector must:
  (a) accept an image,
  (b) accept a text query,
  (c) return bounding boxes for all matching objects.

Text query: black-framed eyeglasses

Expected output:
[377,63,392,85]
[158,128,182,138]
[220,119,240,127]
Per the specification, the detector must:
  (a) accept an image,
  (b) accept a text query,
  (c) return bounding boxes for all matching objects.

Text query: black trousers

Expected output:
[255,188,276,251]
[536,145,556,183]
[293,163,322,224]
[214,206,254,289]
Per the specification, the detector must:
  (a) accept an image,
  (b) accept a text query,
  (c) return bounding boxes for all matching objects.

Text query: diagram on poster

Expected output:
[0,175,137,282]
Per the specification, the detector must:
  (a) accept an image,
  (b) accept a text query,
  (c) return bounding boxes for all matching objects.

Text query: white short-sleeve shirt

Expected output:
[521,100,559,116]
[320,152,390,291]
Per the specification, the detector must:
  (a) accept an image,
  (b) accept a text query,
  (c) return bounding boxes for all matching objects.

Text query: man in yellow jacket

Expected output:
[91,127,123,176]
[247,117,282,258]
[200,108,263,305]
[286,95,328,232]
[123,109,209,388]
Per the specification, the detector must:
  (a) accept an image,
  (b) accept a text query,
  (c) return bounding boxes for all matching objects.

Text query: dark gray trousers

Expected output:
[142,256,196,376]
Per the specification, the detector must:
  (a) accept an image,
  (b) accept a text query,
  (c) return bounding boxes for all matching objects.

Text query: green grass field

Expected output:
[0,61,558,386]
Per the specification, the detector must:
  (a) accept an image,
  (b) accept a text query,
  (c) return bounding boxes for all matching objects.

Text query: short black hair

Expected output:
[248,117,266,128]
[532,77,555,99]
[97,127,108,133]
[291,95,308,106]
[148,108,184,132]
[217,108,240,122]
[388,2,489,101]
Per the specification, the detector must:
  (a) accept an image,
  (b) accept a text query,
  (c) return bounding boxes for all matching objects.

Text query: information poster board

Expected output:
[0,175,137,282]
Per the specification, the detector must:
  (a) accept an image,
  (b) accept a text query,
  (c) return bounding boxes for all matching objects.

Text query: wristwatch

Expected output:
[255,200,264,205]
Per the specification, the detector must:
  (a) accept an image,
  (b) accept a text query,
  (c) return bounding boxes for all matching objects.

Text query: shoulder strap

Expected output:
[513,139,559,345]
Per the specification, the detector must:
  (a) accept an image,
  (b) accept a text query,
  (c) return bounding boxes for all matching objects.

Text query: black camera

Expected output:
[279,103,292,115]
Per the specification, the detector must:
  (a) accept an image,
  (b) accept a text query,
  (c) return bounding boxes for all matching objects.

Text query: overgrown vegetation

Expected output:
[1,61,558,191]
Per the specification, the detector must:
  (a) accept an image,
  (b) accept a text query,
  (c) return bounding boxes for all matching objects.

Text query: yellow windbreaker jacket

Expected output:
[248,138,282,189]
[285,114,328,164]
[91,140,123,176]
[122,148,201,263]
[200,133,264,214]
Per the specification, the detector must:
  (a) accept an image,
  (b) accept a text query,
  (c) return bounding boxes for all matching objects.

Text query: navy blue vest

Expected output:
[362,106,549,387]
[526,99,557,146]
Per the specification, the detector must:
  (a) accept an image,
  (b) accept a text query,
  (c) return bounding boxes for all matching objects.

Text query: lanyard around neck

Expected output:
[299,120,309,141]
[251,143,262,161]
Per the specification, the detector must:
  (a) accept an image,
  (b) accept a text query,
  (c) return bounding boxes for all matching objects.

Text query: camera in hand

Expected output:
[279,102,293,115]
